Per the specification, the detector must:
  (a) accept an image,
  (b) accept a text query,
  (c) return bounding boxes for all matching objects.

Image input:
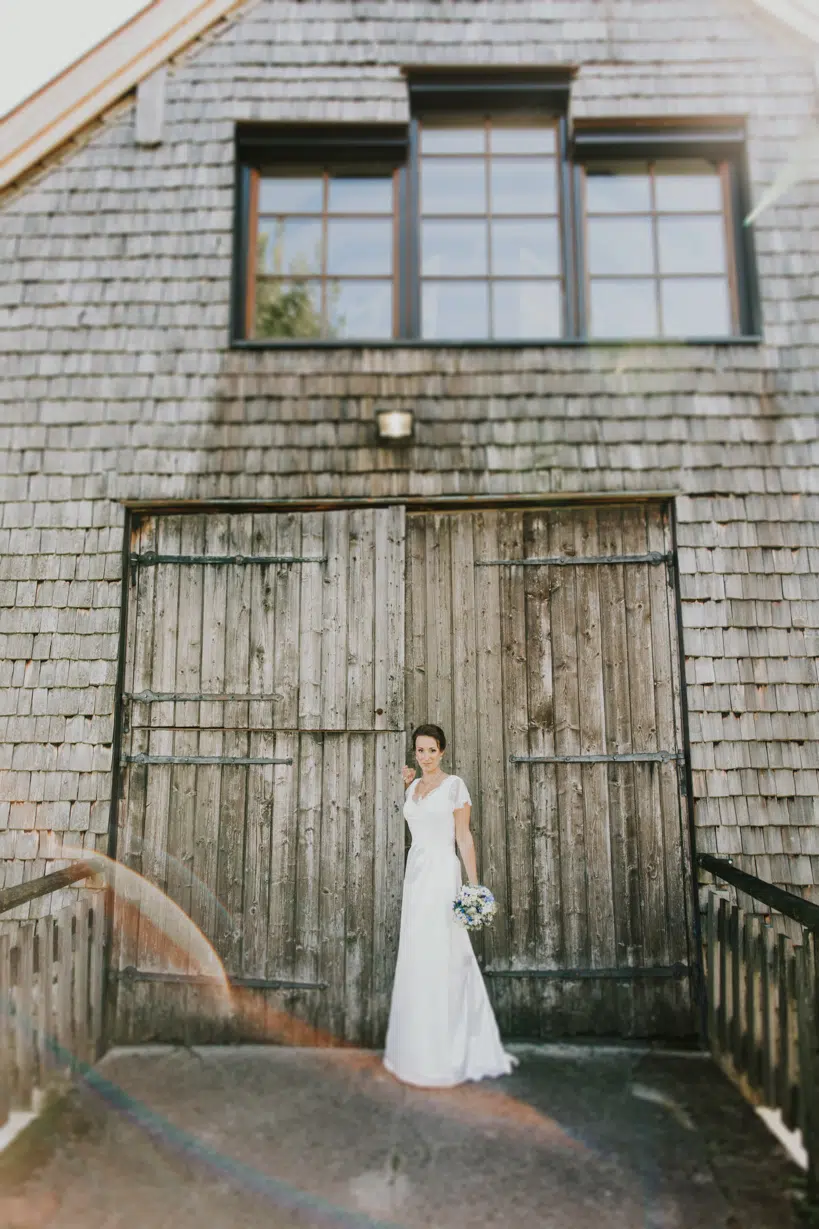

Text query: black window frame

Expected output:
[232,102,761,348]
[571,120,761,342]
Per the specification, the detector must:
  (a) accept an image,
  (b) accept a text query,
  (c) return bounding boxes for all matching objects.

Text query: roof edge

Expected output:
[747,0,819,45]
[0,0,249,191]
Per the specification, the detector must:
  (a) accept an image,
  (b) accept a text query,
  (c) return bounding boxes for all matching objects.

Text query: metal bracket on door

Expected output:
[482,963,691,981]
[475,552,672,567]
[510,751,684,765]
[122,754,294,767]
[129,553,327,569]
[114,967,327,991]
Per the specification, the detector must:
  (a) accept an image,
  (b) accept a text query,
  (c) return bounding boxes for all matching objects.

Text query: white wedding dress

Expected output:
[382,773,519,1088]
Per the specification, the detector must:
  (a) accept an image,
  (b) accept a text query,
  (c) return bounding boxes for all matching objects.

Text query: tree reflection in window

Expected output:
[251,174,393,340]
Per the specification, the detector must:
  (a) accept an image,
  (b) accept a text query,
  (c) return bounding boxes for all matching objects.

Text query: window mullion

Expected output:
[485,117,493,339]
[649,162,663,338]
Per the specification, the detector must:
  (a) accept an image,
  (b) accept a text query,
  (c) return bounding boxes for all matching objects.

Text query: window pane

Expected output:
[587,217,654,276]
[259,177,323,213]
[585,172,651,214]
[657,216,726,275]
[255,279,323,339]
[257,218,322,275]
[491,159,557,214]
[421,159,486,214]
[589,279,659,337]
[491,125,556,155]
[328,280,393,339]
[327,219,392,276]
[421,126,485,154]
[661,278,731,336]
[328,177,393,213]
[491,219,560,276]
[492,281,562,339]
[422,220,487,276]
[655,171,723,213]
[422,281,489,339]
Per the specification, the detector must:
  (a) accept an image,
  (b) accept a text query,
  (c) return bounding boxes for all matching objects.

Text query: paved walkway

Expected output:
[0,1044,806,1229]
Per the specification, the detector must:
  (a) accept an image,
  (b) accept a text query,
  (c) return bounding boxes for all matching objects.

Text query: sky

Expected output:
[0,0,150,117]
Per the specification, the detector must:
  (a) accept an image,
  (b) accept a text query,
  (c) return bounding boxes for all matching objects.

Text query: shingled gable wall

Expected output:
[1,0,819,920]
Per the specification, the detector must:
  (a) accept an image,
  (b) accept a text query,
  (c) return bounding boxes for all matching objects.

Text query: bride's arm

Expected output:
[454,804,478,886]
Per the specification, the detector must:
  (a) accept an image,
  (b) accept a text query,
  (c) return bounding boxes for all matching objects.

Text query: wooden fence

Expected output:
[699,854,819,1196]
[0,862,106,1129]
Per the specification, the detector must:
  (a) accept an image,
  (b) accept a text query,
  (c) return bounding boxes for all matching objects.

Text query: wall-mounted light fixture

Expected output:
[375,408,414,444]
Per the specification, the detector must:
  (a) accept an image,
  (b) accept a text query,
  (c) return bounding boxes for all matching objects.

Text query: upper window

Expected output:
[234,102,758,345]
[584,160,733,338]
[252,171,396,340]
[418,119,563,341]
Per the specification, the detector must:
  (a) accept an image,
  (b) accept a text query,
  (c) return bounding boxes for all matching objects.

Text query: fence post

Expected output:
[801,931,819,1200]
[0,934,10,1127]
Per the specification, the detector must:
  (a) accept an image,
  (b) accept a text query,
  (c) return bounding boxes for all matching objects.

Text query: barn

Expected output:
[1,0,818,1049]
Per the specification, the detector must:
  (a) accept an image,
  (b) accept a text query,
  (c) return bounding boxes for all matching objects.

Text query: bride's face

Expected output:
[415,736,444,774]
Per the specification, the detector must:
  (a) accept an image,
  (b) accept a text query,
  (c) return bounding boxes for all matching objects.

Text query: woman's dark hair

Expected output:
[412,723,447,752]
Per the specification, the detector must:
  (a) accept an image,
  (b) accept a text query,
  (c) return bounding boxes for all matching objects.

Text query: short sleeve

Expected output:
[452,776,471,809]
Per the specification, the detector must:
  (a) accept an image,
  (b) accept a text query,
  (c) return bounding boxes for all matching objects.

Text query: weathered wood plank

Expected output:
[319,734,348,1044]
[575,509,616,991]
[473,511,511,1033]
[730,904,743,1072]
[597,505,643,1031]
[405,513,427,737]
[298,513,324,730]
[293,733,323,1037]
[273,513,302,729]
[321,511,349,731]
[548,508,588,1033]
[646,506,692,1020]
[136,516,182,1040]
[35,915,54,1079]
[622,507,666,1006]
[374,505,405,733]
[111,516,156,1040]
[347,510,375,729]
[166,516,204,952]
[72,900,90,1066]
[344,734,375,1043]
[760,920,776,1105]
[372,732,405,1045]
[14,924,35,1107]
[267,731,297,981]
[56,907,73,1072]
[450,512,481,883]
[524,510,562,1037]
[243,514,279,981]
[88,902,105,1060]
[192,515,229,949]
[216,515,253,978]
[706,892,719,1058]
[249,513,277,736]
[424,515,454,752]
[0,934,10,1125]
[498,511,535,1033]
[244,725,274,979]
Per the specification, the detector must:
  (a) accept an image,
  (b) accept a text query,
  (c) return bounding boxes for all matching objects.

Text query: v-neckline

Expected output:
[412,774,451,805]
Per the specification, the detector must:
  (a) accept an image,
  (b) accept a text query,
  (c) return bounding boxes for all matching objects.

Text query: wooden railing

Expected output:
[699,853,819,1196]
[0,861,107,1129]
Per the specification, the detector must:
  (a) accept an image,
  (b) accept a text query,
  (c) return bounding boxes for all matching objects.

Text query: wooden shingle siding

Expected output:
[1,0,819,927]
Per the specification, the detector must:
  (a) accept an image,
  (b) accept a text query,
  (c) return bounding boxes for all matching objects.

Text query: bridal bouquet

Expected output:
[453,884,497,931]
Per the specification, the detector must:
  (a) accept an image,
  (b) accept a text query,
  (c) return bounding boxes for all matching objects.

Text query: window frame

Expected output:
[232,111,761,348]
[571,120,761,342]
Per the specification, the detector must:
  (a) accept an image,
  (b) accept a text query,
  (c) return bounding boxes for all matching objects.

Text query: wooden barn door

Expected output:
[112,508,406,1046]
[406,502,695,1039]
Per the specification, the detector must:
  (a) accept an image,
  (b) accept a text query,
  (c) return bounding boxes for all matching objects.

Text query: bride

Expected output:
[382,723,519,1088]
